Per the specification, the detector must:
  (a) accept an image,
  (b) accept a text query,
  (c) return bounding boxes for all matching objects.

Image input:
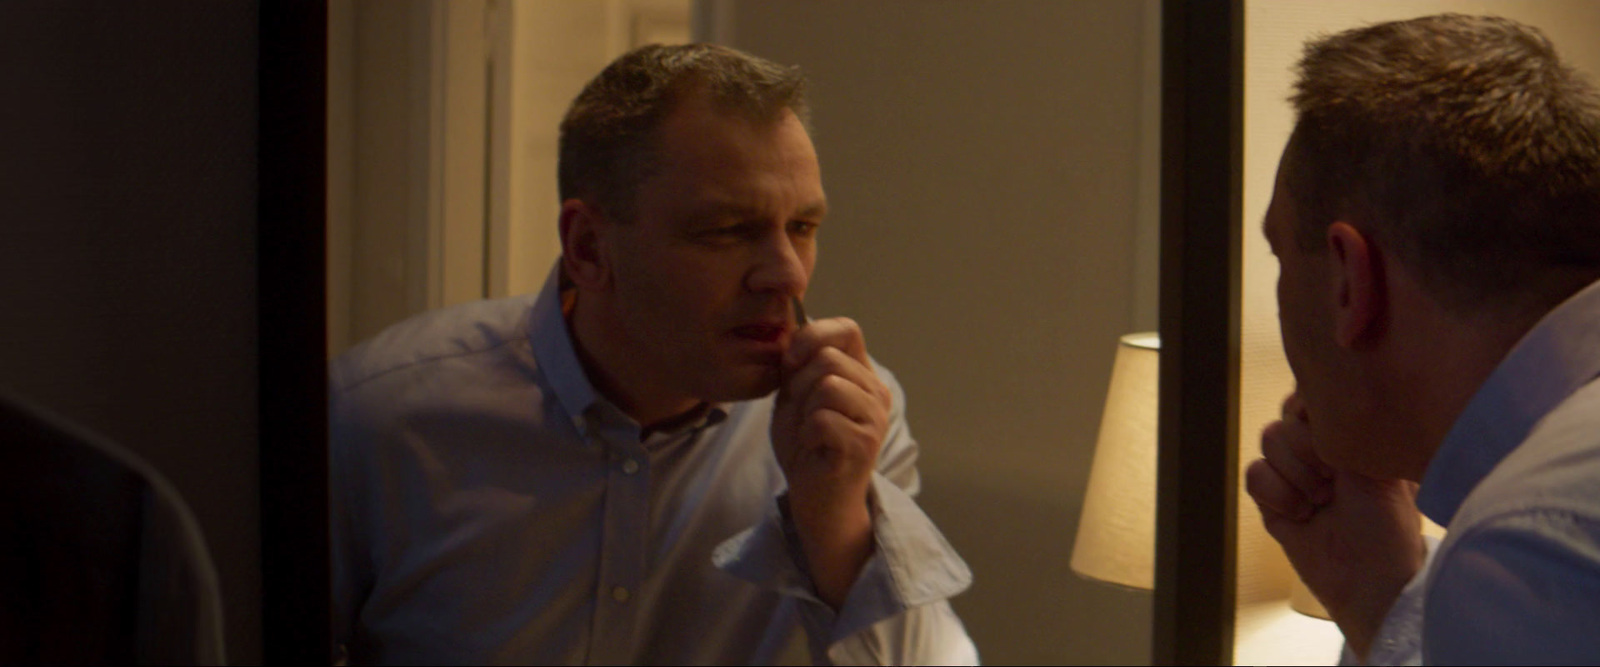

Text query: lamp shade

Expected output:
[1071,332,1160,589]
[1288,572,1329,620]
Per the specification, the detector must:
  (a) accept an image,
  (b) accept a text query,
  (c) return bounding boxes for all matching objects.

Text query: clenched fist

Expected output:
[1245,392,1425,660]
[770,315,891,608]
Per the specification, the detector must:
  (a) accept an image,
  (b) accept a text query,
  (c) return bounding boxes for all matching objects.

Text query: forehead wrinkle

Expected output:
[676,193,827,224]
[797,200,828,219]
[645,101,824,224]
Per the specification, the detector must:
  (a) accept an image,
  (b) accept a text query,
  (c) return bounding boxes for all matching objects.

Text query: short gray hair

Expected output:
[1283,14,1600,314]
[558,43,810,223]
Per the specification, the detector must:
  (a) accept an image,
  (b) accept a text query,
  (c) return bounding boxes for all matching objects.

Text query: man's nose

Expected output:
[746,231,808,297]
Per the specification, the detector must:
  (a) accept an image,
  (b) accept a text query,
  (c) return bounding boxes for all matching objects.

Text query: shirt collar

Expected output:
[1418,278,1600,525]
[527,261,731,441]
[528,262,602,436]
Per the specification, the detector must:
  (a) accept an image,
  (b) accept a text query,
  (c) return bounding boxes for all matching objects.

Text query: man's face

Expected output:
[1264,159,1364,471]
[599,95,825,404]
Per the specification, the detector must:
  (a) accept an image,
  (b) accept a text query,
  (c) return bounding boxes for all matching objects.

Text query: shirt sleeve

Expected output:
[1419,509,1600,665]
[1354,534,1439,666]
[328,371,375,656]
[712,362,978,666]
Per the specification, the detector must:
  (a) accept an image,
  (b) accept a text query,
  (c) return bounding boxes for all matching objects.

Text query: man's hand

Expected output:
[1245,392,1426,661]
[771,316,892,609]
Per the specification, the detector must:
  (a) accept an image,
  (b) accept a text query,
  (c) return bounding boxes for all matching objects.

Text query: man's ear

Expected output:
[1326,221,1385,348]
[558,199,611,291]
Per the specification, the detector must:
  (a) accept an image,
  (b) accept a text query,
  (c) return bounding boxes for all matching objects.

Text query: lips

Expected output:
[731,324,788,343]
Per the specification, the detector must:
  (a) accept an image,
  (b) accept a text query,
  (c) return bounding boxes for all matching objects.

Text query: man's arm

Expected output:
[328,375,375,659]
[722,318,975,664]
[1245,393,1425,662]
[771,316,888,608]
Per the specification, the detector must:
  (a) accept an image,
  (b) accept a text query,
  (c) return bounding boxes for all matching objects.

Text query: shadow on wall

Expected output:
[918,471,1152,666]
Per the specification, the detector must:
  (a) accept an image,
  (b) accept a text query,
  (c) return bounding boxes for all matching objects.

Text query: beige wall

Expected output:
[1237,2,1600,663]
[491,0,692,301]
[709,2,1159,663]
[329,0,497,354]
[330,0,693,355]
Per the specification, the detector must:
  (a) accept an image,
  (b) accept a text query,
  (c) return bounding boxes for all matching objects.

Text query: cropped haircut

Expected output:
[1283,14,1600,314]
[557,43,810,223]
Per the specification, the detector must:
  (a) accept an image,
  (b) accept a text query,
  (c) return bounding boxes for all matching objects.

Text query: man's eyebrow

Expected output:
[689,199,829,220]
[796,200,828,218]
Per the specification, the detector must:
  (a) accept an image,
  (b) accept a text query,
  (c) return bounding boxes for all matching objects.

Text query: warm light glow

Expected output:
[1070,332,1160,590]
[1287,573,1329,620]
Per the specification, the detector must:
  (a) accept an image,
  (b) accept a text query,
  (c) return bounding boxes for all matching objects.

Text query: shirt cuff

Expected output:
[1360,533,1442,666]
[711,472,973,643]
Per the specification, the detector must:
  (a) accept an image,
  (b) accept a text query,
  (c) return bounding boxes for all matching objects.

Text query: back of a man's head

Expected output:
[557,43,810,224]
[1283,14,1600,319]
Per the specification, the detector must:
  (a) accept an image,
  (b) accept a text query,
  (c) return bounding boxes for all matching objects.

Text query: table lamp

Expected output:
[1070,332,1159,589]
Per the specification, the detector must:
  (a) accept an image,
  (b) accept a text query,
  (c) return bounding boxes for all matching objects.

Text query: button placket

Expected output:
[585,423,650,665]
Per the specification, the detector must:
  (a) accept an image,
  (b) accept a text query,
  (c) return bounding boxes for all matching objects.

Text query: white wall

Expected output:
[708,2,1159,663]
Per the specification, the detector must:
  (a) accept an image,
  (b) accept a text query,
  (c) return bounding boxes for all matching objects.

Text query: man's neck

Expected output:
[565,290,704,433]
[1376,292,1536,480]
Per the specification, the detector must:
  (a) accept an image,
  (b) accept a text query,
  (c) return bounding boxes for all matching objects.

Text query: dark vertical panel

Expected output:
[0,2,263,661]
[1155,0,1243,664]
[259,1,331,662]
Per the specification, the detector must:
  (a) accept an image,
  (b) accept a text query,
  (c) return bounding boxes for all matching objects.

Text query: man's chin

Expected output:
[700,364,783,402]
[1317,432,1405,480]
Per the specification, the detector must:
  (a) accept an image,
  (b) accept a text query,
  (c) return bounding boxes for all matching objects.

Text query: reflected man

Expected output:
[330,44,976,664]
[1247,14,1600,665]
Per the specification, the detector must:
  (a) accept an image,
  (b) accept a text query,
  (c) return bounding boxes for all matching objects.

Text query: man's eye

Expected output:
[788,221,820,236]
[696,224,756,242]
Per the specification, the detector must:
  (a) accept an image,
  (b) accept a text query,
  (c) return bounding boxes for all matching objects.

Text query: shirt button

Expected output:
[611,586,631,603]
[621,458,640,475]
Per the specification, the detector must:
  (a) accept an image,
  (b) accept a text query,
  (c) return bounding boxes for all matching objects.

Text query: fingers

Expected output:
[786,317,870,370]
[784,346,891,416]
[1246,457,1318,522]
[799,370,884,428]
[1283,391,1310,423]
[773,323,891,475]
[1248,405,1335,522]
[775,316,890,457]
[1261,419,1334,506]
[795,408,882,463]
[777,351,889,469]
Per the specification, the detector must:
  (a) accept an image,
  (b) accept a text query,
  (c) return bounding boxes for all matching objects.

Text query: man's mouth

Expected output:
[730,324,787,343]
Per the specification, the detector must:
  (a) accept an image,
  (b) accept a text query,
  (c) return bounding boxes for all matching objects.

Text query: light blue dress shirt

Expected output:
[1362,278,1600,665]
[329,265,976,665]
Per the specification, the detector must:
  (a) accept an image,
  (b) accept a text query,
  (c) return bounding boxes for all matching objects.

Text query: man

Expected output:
[1246,14,1600,665]
[329,44,976,664]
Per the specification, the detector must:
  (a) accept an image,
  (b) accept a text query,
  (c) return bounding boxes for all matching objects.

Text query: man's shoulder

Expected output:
[1423,380,1600,663]
[1451,375,1600,535]
[332,294,540,395]
[1494,376,1600,500]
